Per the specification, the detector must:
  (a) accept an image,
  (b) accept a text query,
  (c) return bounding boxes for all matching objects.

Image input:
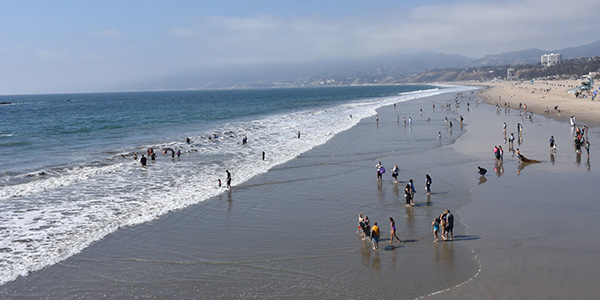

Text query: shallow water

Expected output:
[0,90,484,299]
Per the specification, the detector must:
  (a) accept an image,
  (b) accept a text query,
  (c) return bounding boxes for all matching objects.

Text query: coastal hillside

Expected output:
[118,40,600,91]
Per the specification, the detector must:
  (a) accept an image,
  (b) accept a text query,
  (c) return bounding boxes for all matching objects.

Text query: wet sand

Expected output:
[430,94,600,299]
[2,89,599,299]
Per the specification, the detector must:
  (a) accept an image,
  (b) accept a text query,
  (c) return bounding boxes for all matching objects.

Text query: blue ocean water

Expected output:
[0,84,473,285]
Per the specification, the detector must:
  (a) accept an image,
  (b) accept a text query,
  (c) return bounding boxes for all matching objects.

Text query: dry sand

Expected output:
[468,80,600,127]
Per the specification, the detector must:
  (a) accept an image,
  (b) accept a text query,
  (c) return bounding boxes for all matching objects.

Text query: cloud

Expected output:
[168,0,600,64]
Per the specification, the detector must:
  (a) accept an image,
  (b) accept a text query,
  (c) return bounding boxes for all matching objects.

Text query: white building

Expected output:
[541,53,562,67]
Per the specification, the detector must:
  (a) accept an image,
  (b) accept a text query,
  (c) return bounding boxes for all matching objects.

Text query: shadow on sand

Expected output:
[451,235,481,241]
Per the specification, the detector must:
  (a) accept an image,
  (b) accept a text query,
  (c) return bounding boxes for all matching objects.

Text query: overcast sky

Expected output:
[1,0,599,95]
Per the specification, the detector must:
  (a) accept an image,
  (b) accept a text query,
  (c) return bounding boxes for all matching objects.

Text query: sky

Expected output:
[1,0,599,95]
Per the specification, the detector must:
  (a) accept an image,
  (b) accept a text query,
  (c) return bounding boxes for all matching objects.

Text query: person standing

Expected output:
[549,136,555,152]
[358,214,365,238]
[585,141,590,156]
[140,155,147,166]
[425,174,432,195]
[375,161,384,182]
[226,170,232,189]
[409,179,416,198]
[392,165,399,183]
[389,217,401,243]
[432,218,440,242]
[445,210,454,241]
[404,184,413,206]
[371,222,380,249]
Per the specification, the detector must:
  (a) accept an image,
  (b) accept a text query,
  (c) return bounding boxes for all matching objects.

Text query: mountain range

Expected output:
[118,40,600,91]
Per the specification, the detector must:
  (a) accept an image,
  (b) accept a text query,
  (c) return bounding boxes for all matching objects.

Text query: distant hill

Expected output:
[116,40,600,91]
[471,48,546,66]
[470,40,600,67]
[558,40,600,59]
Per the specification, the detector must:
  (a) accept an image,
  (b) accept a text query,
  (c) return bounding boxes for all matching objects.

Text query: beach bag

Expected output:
[379,167,385,174]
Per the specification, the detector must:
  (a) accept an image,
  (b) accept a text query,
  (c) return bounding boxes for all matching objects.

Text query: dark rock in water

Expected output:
[0,101,11,105]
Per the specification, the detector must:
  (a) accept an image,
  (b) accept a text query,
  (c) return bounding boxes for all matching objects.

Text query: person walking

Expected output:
[226,170,232,189]
[389,217,401,243]
[371,222,380,249]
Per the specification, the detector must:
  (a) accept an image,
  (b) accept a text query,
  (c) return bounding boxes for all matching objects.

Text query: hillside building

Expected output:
[541,53,562,67]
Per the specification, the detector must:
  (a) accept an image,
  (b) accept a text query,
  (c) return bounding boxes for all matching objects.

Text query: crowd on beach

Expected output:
[359,95,473,249]
[491,101,591,167]
[358,88,594,250]
[358,208,454,250]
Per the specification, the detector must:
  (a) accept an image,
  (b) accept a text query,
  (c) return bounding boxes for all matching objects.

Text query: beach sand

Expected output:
[1,88,599,299]
[472,79,600,127]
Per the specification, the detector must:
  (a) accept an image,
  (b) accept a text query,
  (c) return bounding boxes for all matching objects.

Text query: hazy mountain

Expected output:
[471,48,547,66]
[470,40,600,67]
[117,40,600,91]
[117,52,472,91]
[558,40,600,59]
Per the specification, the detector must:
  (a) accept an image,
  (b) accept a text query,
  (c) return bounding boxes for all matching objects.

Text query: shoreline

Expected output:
[2,86,599,299]
[0,90,483,299]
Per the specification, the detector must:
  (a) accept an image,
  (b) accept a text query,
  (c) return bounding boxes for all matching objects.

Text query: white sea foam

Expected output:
[0,85,476,285]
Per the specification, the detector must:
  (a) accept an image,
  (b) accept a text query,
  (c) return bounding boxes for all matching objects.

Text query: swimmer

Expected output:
[140,155,147,166]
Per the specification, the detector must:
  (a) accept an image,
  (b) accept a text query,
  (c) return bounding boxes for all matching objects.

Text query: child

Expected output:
[432,218,440,242]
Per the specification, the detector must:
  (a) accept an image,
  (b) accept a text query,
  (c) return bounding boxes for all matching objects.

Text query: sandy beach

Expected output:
[471,79,600,127]
[1,87,599,299]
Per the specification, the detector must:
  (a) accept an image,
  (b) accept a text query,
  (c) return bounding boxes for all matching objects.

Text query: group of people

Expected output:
[431,209,454,242]
[375,161,432,206]
[358,208,454,249]
[135,146,184,166]
[572,125,591,155]
[358,214,403,249]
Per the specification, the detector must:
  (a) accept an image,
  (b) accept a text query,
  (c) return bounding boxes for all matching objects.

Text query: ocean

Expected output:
[0,84,475,286]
